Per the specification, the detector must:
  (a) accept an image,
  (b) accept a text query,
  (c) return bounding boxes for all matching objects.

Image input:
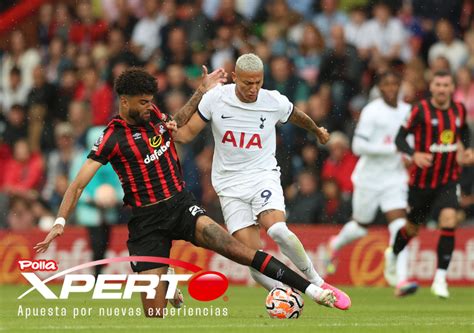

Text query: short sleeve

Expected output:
[87,127,116,165]
[198,86,219,122]
[402,104,422,132]
[277,92,294,123]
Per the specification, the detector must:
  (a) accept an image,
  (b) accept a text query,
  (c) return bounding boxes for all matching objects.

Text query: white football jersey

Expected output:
[351,98,411,189]
[198,84,293,193]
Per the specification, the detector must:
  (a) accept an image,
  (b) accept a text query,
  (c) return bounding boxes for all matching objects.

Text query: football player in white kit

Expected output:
[324,71,418,297]
[172,53,351,310]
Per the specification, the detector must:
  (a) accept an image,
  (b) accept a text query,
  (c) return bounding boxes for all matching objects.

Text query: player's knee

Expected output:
[406,222,420,237]
[266,222,292,244]
[438,209,457,228]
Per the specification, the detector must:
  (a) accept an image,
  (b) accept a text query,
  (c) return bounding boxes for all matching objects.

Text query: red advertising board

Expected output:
[1,225,473,286]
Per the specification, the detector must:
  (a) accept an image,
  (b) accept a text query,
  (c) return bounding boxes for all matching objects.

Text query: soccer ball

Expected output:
[265,287,304,319]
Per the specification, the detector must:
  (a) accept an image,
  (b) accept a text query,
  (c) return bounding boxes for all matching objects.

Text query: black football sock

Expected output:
[393,226,412,255]
[251,250,310,294]
[437,228,455,270]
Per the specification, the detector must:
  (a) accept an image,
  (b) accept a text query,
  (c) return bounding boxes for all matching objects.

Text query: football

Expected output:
[265,287,304,319]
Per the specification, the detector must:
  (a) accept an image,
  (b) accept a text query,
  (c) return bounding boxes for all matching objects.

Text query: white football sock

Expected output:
[434,269,447,282]
[388,218,406,246]
[249,267,284,291]
[330,220,368,251]
[304,283,324,300]
[267,222,324,286]
[396,247,409,283]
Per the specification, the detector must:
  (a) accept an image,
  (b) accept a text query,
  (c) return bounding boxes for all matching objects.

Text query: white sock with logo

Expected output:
[249,267,284,291]
[396,248,409,283]
[330,220,368,251]
[434,268,447,283]
[267,222,324,286]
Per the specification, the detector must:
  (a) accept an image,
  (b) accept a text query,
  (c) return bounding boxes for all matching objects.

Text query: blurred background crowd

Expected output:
[0,0,473,232]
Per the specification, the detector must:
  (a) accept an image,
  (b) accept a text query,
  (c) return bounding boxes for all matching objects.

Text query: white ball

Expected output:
[265,287,304,319]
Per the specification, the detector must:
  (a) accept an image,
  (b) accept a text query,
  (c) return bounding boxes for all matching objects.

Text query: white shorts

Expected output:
[352,184,408,224]
[218,174,286,235]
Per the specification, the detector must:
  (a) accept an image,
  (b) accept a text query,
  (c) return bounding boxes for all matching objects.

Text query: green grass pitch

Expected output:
[1,284,473,333]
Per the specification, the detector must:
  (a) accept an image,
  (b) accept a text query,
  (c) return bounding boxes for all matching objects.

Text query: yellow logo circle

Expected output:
[440,130,454,144]
[149,135,162,148]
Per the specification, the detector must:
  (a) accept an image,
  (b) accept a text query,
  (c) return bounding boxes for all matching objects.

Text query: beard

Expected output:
[128,107,148,125]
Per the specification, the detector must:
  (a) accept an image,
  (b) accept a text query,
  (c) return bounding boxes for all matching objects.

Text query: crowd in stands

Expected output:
[1,0,473,230]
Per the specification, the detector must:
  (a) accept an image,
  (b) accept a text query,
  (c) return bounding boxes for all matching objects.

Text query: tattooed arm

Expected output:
[173,66,227,127]
[288,106,330,144]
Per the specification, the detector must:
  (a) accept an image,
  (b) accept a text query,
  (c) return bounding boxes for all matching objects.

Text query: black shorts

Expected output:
[126,190,206,272]
[407,182,459,225]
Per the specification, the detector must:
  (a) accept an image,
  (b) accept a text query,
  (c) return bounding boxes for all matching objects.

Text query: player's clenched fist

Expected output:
[316,127,330,144]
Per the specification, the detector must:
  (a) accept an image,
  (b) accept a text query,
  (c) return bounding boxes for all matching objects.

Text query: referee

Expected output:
[35,67,337,316]
[391,70,474,298]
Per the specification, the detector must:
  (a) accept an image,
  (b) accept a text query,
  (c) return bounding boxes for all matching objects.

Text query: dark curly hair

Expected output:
[114,68,158,96]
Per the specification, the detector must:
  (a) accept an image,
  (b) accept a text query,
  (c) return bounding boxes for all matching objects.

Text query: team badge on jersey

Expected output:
[260,116,266,129]
[149,135,163,148]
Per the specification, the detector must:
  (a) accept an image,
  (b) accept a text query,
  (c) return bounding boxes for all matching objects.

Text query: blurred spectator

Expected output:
[162,26,192,67]
[211,25,238,70]
[359,2,411,64]
[2,139,44,198]
[214,0,245,27]
[320,178,351,224]
[102,0,139,40]
[56,68,80,121]
[287,169,325,224]
[454,67,474,145]
[69,0,108,50]
[319,25,363,131]
[68,101,92,149]
[313,0,348,46]
[2,104,27,146]
[27,66,58,116]
[344,5,368,50]
[321,131,357,196]
[464,29,474,72]
[6,196,36,231]
[428,19,469,73]
[74,67,113,126]
[0,67,29,113]
[291,23,325,87]
[43,37,74,85]
[37,3,54,50]
[180,0,213,46]
[50,3,73,42]
[105,28,141,82]
[42,123,83,211]
[70,127,123,276]
[1,30,41,91]
[131,0,167,61]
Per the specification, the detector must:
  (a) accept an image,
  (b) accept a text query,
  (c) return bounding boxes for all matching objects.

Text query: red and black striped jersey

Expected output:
[87,105,184,207]
[402,99,467,189]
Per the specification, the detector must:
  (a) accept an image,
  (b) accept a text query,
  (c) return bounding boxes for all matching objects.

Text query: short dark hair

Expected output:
[432,70,453,80]
[114,68,158,96]
[376,70,401,85]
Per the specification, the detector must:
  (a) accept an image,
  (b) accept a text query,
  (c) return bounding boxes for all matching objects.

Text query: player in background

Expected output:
[35,67,337,317]
[391,70,474,298]
[171,53,351,310]
[324,71,418,297]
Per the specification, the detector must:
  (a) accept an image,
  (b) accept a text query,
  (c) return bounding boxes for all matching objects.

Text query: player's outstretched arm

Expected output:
[173,66,227,127]
[171,112,207,144]
[34,159,103,253]
[288,106,330,144]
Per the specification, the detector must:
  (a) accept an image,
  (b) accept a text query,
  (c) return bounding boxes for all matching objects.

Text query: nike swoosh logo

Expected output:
[221,115,233,119]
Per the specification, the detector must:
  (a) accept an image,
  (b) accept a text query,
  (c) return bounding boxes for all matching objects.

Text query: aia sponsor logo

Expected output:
[17,257,228,301]
[221,131,262,149]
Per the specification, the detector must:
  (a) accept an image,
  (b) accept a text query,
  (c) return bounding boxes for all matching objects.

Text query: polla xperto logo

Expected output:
[17,257,228,301]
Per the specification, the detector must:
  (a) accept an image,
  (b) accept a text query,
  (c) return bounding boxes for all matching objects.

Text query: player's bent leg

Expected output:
[233,225,284,290]
[326,220,368,274]
[258,211,351,310]
[259,209,323,285]
[432,208,457,299]
[137,267,169,318]
[193,216,337,308]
